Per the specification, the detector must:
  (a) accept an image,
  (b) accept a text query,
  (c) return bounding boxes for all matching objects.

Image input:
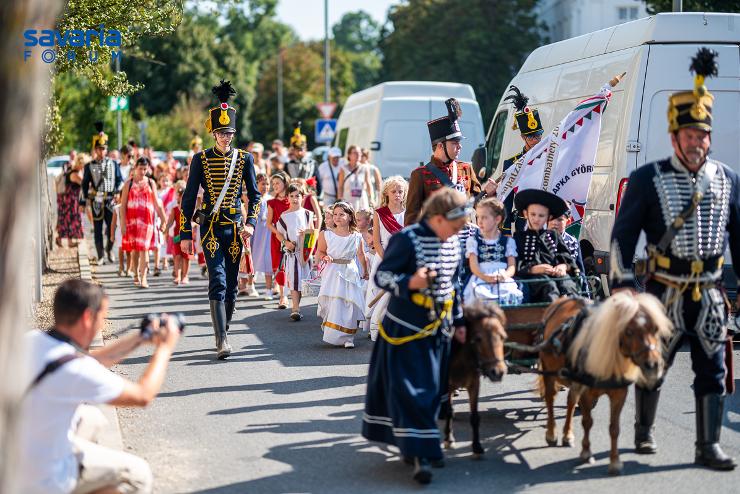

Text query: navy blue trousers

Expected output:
[645,281,726,397]
[200,223,242,302]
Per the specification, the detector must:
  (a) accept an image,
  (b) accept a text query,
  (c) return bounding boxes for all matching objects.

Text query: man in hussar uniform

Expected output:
[81,122,124,264]
[404,99,482,225]
[611,48,737,470]
[180,80,261,360]
[500,85,544,235]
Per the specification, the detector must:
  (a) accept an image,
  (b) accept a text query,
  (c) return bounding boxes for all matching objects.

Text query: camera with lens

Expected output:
[139,313,186,340]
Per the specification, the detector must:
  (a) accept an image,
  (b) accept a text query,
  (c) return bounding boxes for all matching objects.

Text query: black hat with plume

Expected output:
[505,85,543,136]
[427,98,464,146]
[205,80,237,134]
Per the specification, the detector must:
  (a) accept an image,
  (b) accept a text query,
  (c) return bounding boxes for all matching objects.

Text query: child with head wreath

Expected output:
[315,201,369,348]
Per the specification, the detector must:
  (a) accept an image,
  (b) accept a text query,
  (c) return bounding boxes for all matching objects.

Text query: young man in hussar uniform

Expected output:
[81,122,124,264]
[404,98,482,226]
[500,85,544,235]
[180,80,261,360]
[611,48,737,471]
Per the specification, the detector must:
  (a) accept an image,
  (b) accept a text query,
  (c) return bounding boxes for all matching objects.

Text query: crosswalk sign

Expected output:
[315,119,337,143]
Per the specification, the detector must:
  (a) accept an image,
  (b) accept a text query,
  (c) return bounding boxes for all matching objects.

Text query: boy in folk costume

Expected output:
[366,176,408,341]
[275,184,316,321]
[363,189,469,485]
[316,202,369,348]
[513,189,579,303]
[611,48,737,470]
[180,80,261,359]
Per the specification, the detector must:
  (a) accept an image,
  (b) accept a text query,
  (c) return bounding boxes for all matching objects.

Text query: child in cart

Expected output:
[513,189,579,303]
[463,197,522,304]
[548,204,590,297]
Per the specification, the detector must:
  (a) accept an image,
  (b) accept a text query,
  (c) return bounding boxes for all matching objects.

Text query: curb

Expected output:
[77,239,124,451]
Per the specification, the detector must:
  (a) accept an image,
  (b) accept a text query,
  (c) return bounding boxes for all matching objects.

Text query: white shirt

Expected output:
[318,160,342,202]
[18,331,125,494]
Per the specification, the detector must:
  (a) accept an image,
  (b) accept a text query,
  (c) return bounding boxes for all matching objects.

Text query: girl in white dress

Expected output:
[463,197,523,304]
[365,176,407,341]
[275,184,315,321]
[316,202,369,348]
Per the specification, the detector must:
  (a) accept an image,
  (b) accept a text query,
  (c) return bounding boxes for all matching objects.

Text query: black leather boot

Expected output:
[695,394,737,470]
[634,386,660,454]
[209,301,231,360]
[412,457,432,484]
[225,300,236,333]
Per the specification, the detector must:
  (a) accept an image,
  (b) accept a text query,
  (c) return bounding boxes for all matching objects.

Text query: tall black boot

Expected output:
[634,386,660,454]
[209,301,232,360]
[695,394,737,470]
[225,300,236,333]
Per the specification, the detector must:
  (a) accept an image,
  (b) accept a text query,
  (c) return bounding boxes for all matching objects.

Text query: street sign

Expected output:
[108,96,129,111]
[316,102,337,119]
[315,119,337,143]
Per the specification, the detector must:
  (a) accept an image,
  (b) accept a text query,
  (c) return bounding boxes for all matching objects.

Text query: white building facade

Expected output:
[536,0,649,42]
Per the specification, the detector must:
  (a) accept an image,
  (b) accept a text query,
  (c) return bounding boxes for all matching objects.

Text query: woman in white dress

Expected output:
[275,184,315,321]
[365,176,407,341]
[316,202,369,348]
[337,145,372,211]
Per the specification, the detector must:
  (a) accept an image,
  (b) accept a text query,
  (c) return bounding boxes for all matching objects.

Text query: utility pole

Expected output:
[116,54,122,150]
[324,0,330,104]
[673,0,682,11]
[277,47,284,140]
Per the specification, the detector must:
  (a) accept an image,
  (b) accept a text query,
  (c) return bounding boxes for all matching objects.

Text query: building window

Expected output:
[618,6,640,21]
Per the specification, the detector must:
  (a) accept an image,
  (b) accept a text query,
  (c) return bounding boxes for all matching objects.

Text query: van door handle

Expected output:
[370,141,381,151]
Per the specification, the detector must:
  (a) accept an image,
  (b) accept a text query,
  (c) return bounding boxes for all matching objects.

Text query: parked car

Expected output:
[46,155,70,177]
[333,81,485,178]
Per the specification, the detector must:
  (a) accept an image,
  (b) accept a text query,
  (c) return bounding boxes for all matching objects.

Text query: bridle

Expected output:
[619,324,658,362]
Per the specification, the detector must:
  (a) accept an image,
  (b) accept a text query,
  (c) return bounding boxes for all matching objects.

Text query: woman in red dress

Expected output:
[266,172,290,308]
[121,157,167,288]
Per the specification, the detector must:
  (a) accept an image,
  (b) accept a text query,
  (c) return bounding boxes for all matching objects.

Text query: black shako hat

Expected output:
[427,98,464,146]
[505,85,543,136]
[205,80,237,134]
[668,47,718,133]
[514,189,568,218]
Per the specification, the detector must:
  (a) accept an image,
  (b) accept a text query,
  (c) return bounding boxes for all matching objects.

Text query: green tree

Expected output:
[380,0,544,125]
[251,42,355,146]
[333,11,381,53]
[332,11,382,91]
[643,0,740,13]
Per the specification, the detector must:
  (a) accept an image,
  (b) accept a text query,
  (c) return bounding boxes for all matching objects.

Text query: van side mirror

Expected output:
[471,146,487,179]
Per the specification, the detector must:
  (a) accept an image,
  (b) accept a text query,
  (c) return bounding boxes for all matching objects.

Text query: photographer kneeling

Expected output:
[19,279,181,494]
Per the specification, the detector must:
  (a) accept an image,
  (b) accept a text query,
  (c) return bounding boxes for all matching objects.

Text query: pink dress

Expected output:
[123,179,156,252]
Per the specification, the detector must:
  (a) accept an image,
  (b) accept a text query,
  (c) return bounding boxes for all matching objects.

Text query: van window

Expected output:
[486,111,508,175]
[336,128,349,154]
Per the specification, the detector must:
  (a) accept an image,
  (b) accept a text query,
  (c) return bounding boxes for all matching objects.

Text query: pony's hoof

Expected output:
[562,435,575,447]
[608,461,623,476]
[580,451,594,464]
[546,435,558,447]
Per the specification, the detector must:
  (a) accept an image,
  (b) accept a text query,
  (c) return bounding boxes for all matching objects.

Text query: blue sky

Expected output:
[276,0,399,41]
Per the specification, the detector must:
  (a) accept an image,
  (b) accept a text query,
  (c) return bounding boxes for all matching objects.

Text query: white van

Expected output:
[334,81,486,178]
[480,12,740,275]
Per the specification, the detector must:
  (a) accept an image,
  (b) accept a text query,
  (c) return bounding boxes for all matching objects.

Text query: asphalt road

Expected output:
[96,262,740,493]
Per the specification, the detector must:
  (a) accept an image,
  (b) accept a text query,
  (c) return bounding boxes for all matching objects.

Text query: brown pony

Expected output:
[443,300,507,458]
[537,292,672,475]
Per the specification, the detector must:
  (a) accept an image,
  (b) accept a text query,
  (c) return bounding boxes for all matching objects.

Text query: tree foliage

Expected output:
[251,41,356,146]
[333,11,382,53]
[380,0,544,125]
[643,0,740,14]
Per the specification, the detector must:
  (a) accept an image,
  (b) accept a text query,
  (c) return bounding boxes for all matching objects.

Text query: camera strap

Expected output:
[25,329,85,395]
[211,149,239,214]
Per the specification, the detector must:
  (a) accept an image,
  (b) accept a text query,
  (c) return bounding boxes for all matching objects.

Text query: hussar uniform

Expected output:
[180,80,261,360]
[404,98,481,225]
[501,86,544,235]
[611,48,737,470]
[80,122,123,263]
